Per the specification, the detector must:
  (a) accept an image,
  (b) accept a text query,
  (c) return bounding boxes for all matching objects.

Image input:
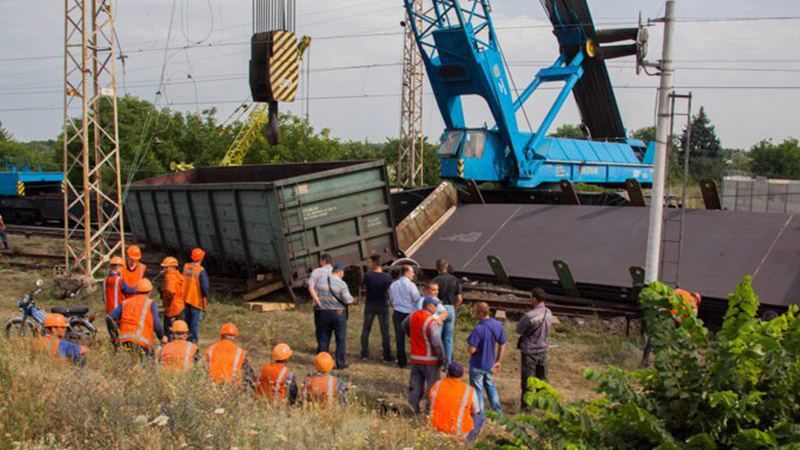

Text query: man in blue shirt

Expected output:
[360,255,393,362]
[467,302,507,412]
[34,313,88,365]
[389,264,420,368]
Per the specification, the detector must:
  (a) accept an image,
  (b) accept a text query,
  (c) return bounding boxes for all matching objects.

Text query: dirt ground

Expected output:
[0,235,644,412]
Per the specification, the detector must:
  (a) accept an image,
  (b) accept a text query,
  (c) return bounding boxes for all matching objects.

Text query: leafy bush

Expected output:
[487,276,800,449]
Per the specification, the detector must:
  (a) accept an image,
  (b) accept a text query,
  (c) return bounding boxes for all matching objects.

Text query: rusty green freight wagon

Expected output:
[124,160,397,286]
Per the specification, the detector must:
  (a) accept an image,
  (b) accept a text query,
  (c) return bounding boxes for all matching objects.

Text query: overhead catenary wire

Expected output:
[4,15,800,65]
[6,83,800,113]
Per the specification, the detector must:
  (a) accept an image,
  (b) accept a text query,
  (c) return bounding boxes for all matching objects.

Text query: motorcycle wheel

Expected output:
[4,318,39,340]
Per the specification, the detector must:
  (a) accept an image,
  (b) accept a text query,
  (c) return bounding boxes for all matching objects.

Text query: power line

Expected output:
[4,84,800,113]
[3,15,800,65]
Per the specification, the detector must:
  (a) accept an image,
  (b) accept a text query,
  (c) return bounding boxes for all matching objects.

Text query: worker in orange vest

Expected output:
[158,320,199,372]
[182,247,209,343]
[160,256,185,340]
[402,296,445,414]
[107,278,165,357]
[122,245,147,299]
[205,323,254,385]
[257,343,299,404]
[429,362,484,443]
[303,352,347,408]
[103,256,136,314]
[32,313,88,365]
[642,288,702,367]
[672,289,701,321]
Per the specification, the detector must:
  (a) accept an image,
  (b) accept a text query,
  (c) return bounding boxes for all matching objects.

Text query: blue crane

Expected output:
[402,0,653,188]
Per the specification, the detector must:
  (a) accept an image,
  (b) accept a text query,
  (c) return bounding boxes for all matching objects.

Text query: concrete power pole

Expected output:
[63,0,126,278]
[397,0,425,187]
[643,0,676,283]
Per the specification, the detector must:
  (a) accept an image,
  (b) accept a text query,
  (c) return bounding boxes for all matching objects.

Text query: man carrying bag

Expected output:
[314,263,354,370]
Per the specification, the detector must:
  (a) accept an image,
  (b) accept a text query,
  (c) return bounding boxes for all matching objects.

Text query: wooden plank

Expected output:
[243,302,295,312]
[246,272,276,291]
[242,280,285,302]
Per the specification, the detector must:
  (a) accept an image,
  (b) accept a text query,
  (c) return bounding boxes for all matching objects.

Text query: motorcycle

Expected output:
[4,279,97,344]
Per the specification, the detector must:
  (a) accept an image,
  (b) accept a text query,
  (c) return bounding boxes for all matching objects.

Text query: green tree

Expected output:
[681,107,722,159]
[550,123,586,139]
[630,126,655,143]
[678,107,726,181]
[0,121,11,142]
[0,120,57,169]
[749,138,800,179]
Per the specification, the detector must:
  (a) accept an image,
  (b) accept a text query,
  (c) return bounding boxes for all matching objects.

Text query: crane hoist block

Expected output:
[249,30,300,103]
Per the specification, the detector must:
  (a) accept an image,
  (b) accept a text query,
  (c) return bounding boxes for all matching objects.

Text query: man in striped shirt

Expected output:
[314,263,354,370]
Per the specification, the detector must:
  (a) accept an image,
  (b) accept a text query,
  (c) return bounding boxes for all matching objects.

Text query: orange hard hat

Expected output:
[313,352,334,373]
[127,245,142,260]
[135,278,153,293]
[109,256,124,266]
[272,343,293,361]
[191,248,205,262]
[220,322,238,337]
[675,289,699,304]
[171,320,189,333]
[160,256,179,268]
[43,313,68,329]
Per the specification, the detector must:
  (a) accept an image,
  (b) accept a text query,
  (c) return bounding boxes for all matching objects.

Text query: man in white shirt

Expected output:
[308,254,333,357]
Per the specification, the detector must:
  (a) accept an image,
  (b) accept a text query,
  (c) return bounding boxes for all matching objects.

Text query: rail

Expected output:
[5,224,132,242]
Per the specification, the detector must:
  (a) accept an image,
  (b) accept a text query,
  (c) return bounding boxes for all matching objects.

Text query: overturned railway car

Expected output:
[125,160,398,286]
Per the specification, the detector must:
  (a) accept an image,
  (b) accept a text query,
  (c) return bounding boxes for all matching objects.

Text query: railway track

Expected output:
[3,250,639,321]
[461,283,640,322]
[5,224,131,242]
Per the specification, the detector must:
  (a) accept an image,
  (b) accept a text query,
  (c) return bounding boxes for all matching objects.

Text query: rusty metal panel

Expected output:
[396,181,458,254]
[412,204,800,307]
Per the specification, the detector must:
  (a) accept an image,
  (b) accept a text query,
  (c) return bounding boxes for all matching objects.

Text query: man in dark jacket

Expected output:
[360,254,393,362]
[516,288,553,410]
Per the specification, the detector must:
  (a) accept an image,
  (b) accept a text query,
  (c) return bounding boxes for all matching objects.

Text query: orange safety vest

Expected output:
[122,262,147,298]
[117,294,156,350]
[430,378,475,438]
[162,270,185,317]
[258,363,292,402]
[409,310,440,365]
[32,335,61,360]
[672,289,700,319]
[206,339,246,384]
[159,340,198,372]
[182,262,206,310]
[303,373,338,407]
[103,272,124,314]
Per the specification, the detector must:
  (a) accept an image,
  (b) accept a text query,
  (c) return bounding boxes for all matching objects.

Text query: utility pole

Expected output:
[397,0,425,187]
[643,0,675,283]
[63,0,125,278]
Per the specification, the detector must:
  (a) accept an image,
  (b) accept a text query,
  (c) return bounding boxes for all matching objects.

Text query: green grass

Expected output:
[0,245,645,448]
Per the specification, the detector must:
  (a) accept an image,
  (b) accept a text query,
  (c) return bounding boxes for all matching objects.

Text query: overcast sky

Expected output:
[0,0,798,150]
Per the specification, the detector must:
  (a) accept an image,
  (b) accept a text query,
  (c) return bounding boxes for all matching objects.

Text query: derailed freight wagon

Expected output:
[125,160,397,286]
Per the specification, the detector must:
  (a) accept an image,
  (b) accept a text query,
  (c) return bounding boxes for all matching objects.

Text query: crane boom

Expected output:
[402,0,653,188]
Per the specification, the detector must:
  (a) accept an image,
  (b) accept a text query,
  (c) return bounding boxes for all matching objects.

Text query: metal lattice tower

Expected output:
[63,0,125,278]
[397,0,425,187]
